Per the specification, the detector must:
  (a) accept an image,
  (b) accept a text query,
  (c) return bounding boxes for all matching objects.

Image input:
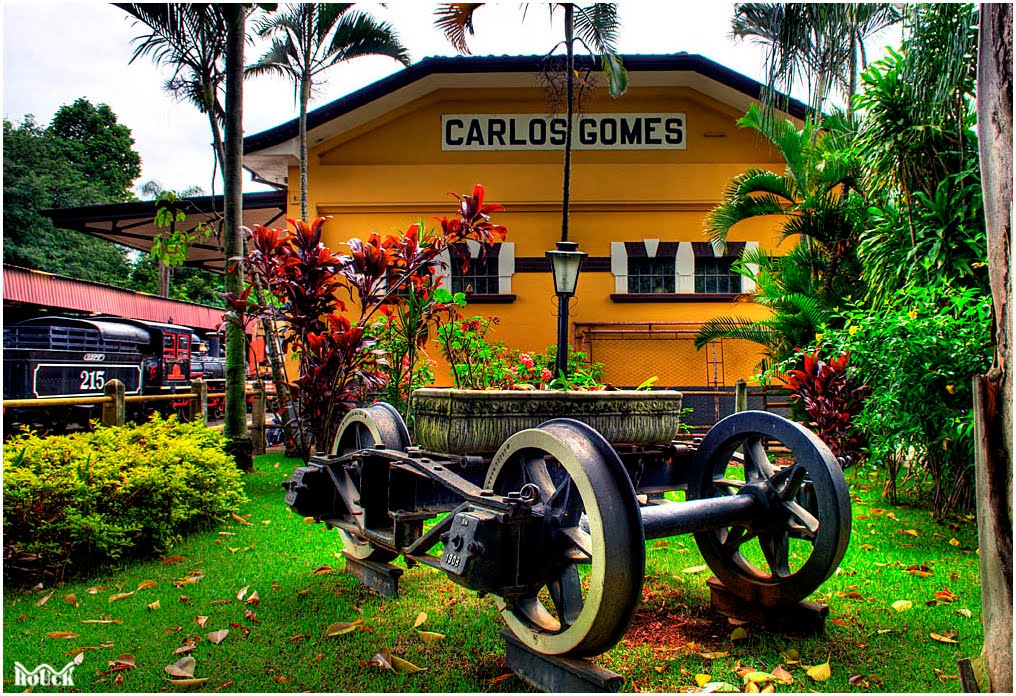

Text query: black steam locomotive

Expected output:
[3,315,225,434]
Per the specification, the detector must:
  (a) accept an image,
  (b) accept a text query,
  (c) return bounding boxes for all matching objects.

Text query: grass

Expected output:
[3,454,982,693]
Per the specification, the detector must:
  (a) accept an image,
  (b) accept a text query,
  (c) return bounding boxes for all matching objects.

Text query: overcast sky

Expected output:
[2,2,901,197]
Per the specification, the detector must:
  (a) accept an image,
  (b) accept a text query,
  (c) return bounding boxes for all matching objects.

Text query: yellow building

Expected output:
[243,54,804,392]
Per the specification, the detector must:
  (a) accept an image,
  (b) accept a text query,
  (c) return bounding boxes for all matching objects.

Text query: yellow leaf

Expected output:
[35,590,55,607]
[312,565,334,575]
[137,580,158,591]
[417,630,445,645]
[108,591,135,603]
[781,648,800,664]
[683,564,709,574]
[64,593,79,609]
[653,664,667,673]
[700,651,729,660]
[166,678,210,688]
[955,608,973,619]
[147,600,161,611]
[81,619,122,624]
[901,529,919,537]
[743,671,774,684]
[231,512,253,526]
[390,654,426,674]
[745,680,760,693]
[891,600,913,612]
[695,673,712,687]
[303,516,316,524]
[949,538,960,547]
[761,684,775,693]
[931,631,959,644]
[325,621,359,637]
[806,662,831,682]
[413,611,428,628]
[730,627,748,641]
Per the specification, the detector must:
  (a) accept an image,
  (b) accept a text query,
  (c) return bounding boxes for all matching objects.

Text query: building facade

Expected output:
[243,54,803,390]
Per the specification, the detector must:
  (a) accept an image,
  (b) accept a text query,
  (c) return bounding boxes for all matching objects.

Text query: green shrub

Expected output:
[3,413,246,579]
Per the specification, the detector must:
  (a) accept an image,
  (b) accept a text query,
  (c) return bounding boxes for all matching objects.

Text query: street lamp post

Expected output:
[545,240,587,380]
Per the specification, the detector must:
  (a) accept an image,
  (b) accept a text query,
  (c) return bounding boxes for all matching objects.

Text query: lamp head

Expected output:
[545,240,587,296]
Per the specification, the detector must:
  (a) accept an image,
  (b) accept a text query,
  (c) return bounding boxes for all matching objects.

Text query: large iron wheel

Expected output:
[331,402,411,562]
[485,419,644,657]
[688,411,851,606]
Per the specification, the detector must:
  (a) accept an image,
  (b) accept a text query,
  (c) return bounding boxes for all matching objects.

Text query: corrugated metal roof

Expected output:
[3,265,224,330]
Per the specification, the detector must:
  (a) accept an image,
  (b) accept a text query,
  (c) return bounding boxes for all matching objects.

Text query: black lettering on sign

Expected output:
[529,118,546,145]
[445,118,464,146]
[665,117,684,144]
[621,118,642,145]
[645,117,662,145]
[550,118,567,145]
[579,118,597,145]
[509,118,526,145]
[465,120,484,146]
[600,118,617,145]
[487,118,506,146]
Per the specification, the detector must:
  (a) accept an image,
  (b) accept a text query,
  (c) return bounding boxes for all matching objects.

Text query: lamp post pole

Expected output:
[546,240,587,382]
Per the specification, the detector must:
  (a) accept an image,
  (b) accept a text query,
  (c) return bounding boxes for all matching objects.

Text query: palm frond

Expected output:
[320,10,411,70]
[694,316,779,350]
[434,3,484,55]
[573,4,627,96]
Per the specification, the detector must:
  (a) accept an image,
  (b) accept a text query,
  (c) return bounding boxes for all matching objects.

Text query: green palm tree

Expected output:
[731,3,900,119]
[119,4,229,180]
[694,243,831,375]
[247,4,410,221]
[434,3,627,243]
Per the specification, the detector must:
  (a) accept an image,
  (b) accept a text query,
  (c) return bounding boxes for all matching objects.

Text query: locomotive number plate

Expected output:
[32,363,143,398]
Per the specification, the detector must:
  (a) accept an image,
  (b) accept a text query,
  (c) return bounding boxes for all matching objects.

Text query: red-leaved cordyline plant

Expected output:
[784,349,870,467]
[224,185,507,458]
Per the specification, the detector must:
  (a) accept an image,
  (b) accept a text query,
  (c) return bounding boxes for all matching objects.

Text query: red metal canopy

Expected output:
[3,265,224,331]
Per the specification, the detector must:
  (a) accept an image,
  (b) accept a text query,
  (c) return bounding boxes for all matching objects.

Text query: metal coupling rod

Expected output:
[640,494,760,540]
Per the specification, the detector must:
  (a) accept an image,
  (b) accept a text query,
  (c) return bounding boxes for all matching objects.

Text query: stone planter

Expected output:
[411,388,684,454]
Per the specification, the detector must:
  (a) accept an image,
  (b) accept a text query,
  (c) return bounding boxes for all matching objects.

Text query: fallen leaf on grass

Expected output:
[489,673,515,686]
[900,529,919,537]
[109,591,135,603]
[166,677,210,688]
[179,596,192,603]
[244,590,260,605]
[47,631,79,640]
[164,626,183,634]
[296,586,310,598]
[64,593,79,608]
[97,654,136,676]
[65,646,100,656]
[206,629,229,645]
[891,600,913,612]
[231,513,253,526]
[416,630,444,645]
[195,616,209,628]
[165,656,196,678]
[949,538,960,547]
[162,555,186,565]
[743,671,774,685]
[849,674,870,688]
[313,565,334,575]
[695,673,712,687]
[931,631,959,644]
[36,590,55,607]
[82,618,123,624]
[771,666,793,685]
[653,664,668,673]
[413,612,428,629]
[730,627,748,641]
[682,564,709,574]
[147,600,161,611]
[210,599,231,605]
[700,682,738,693]
[86,586,107,595]
[369,647,425,674]
[955,608,973,619]
[137,580,158,591]
[288,634,310,643]
[700,651,729,660]
[215,681,235,690]
[174,646,196,656]
[236,585,249,601]
[326,620,362,637]
[934,589,958,603]
[245,609,260,624]
[906,564,935,578]
[780,648,800,664]
[805,661,831,682]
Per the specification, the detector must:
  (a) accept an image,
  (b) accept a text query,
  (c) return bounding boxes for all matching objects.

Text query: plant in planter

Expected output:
[224,185,507,455]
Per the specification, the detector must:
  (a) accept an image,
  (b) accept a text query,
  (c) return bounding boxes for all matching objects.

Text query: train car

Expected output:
[3,315,196,433]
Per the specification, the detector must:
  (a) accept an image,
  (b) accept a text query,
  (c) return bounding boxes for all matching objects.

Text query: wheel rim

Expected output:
[331,403,410,561]
[485,418,644,657]
[688,411,851,606]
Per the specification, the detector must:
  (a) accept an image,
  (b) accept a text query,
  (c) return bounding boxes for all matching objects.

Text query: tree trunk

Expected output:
[972,3,1013,692]
[299,78,310,222]
[560,3,574,244]
[223,5,252,471]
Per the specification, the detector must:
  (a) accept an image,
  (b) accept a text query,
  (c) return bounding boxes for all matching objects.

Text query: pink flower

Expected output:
[541,368,553,382]
[520,353,534,369]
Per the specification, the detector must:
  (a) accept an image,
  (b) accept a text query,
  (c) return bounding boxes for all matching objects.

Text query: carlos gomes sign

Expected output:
[442,113,686,151]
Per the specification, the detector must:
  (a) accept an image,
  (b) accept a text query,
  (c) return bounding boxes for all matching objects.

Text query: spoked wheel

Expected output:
[331,402,411,562]
[485,418,644,657]
[688,411,851,606]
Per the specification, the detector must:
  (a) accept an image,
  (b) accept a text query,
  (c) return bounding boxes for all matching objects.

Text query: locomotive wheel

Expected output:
[688,411,851,606]
[331,403,411,562]
[485,419,645,657]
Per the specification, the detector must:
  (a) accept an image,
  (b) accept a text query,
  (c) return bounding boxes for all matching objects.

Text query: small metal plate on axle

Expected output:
[341,552,403,598]
[501,629,623,693]
[707,577,829,634]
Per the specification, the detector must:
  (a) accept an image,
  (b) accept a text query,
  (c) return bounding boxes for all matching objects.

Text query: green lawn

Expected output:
[3,454,982,692]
